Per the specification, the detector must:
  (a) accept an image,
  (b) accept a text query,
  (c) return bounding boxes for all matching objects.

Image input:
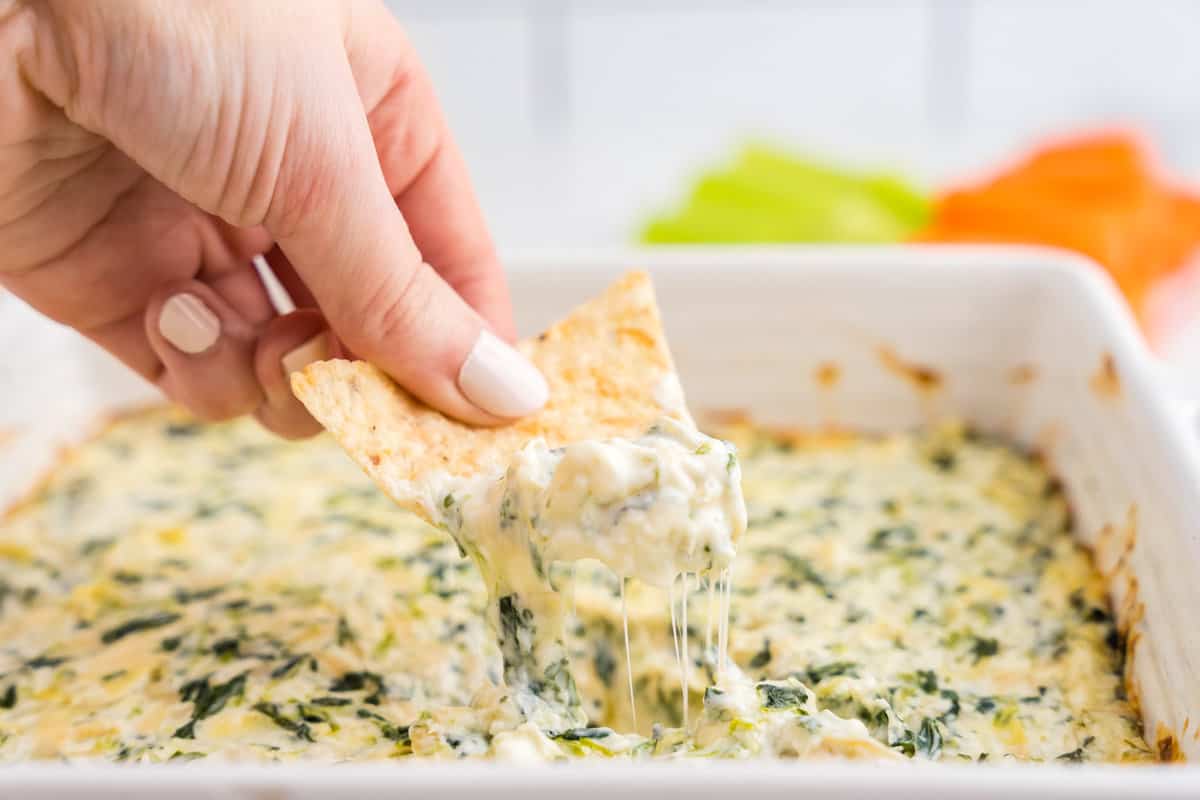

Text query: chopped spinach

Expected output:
[532,657,581,719]
[929,450,956,471]
[329,671,385,704]
[557,727,612,741]
[252,701,315,742]
[969,636,1000,662]
[211,637,240,660]
[868,525,916,551]
[1021,686,1048,704]
[499,492,519,528]
[173,672,247,739]
[992,706,1017,727]
[804,661,859,684]
[528,540,546,580]
[915,717,943,758]
[101,612,180,644]
[0,685,15,709]
[748,639,772,669]
[270,653,309,679]
[1056,737,1095,764]
[25,655,67,669]
[756,681,808,710]
[174,586,224,604]
[1069,589,1086,612]
[79,538,115,556]
[593,641,616,688]
[356,707,410,744]
[939,689,961,719]
[336,617,355,646]
[757,547,831,596]
[166,422,203,438]
[890,730,915,757]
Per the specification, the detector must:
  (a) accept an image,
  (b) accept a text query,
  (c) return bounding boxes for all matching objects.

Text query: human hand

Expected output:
[0,0,547,437]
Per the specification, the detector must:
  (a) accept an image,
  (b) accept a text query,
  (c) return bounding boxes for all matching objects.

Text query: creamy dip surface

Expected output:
[0,409,1150,763]
[419,415,745,736]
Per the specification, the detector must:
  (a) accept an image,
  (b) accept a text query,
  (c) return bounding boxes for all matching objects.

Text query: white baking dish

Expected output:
[0,245,1197,797]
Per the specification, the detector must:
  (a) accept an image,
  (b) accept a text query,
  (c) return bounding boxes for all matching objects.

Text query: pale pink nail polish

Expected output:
[457,330,549,418]
[158,294,220,355]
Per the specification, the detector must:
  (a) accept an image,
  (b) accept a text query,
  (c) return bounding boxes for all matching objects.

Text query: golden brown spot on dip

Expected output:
[1156,724,1184,762]
[877,346,942,391]
[1008,364,1038,386]
[698,408,752,428]
[814,362,841,389]
[1090,353,1122,398]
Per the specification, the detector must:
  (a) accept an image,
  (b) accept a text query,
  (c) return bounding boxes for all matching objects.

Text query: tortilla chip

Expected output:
[291,271,686,520]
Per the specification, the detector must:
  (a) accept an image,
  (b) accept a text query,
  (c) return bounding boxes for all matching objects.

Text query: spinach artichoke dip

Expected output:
[0,408,1149,764]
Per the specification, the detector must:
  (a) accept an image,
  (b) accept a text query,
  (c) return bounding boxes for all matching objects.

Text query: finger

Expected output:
[203,219,274,273]
[393,139,516,342]
[144,279,264,421]
[0,171,274,384]
[263,246,318,310]
[195,221,277,326]
[348,0,515,341]
[267,57,545,424]
[208,264,276,327]
[253,310,333,439]
[80,310,162,382]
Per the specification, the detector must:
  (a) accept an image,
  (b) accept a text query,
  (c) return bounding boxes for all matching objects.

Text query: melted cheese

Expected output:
[0,410,1151,764]
[421,416,744,734]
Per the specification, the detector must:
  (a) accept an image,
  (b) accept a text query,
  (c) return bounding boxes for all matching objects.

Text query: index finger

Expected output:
[347,0,516,342]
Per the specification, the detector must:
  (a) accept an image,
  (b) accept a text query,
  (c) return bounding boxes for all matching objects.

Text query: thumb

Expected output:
[267,77,546,424]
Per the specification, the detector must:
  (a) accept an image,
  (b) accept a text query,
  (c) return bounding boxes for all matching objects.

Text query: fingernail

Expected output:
[458,330,549,418]
[281,332,331,377]
[158,294,220,355]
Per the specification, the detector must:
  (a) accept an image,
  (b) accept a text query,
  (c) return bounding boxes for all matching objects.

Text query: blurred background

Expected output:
[384,0,1200,367]
[387,0,1200,246]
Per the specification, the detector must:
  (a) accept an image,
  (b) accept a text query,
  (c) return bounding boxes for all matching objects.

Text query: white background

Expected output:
[385,1,1200,247]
